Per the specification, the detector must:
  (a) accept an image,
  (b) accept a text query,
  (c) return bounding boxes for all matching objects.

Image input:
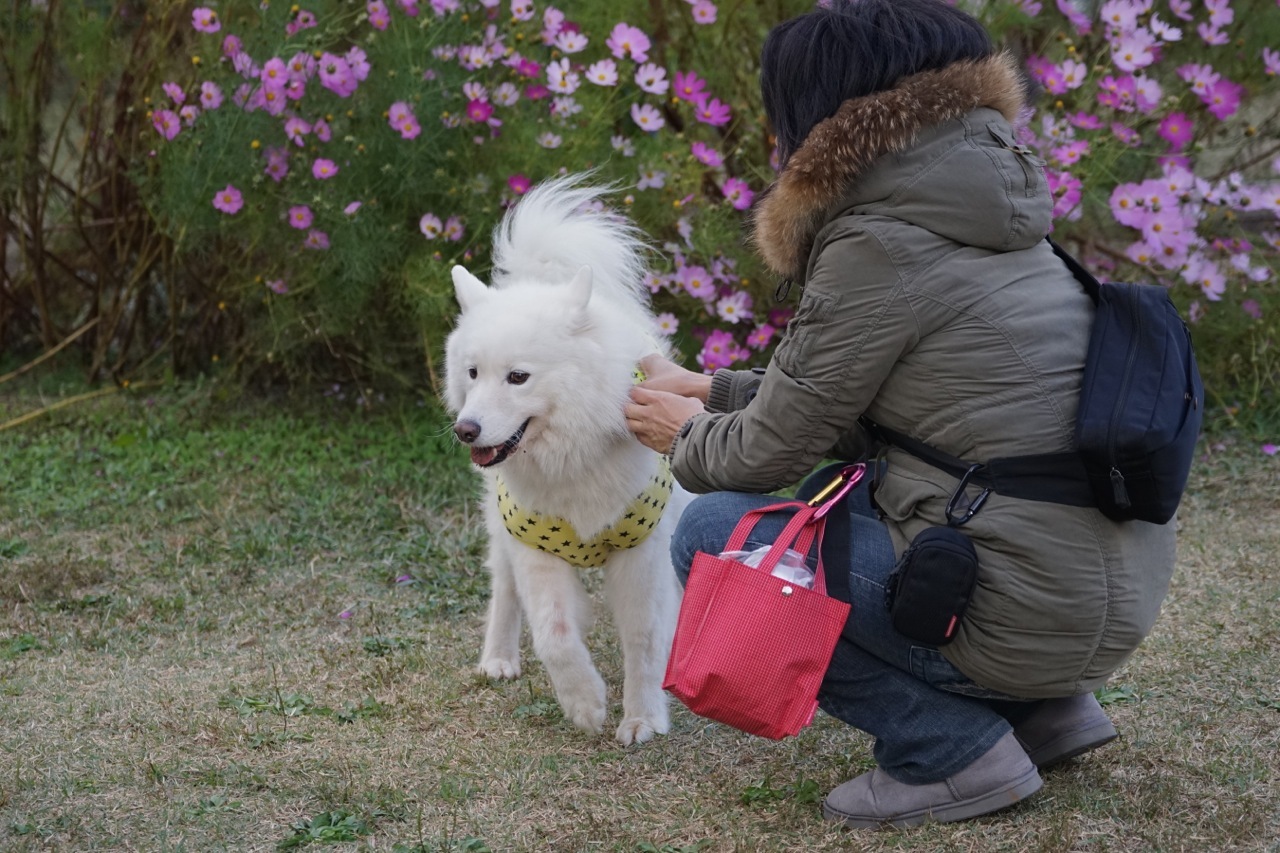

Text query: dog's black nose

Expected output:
[453,420,481,444]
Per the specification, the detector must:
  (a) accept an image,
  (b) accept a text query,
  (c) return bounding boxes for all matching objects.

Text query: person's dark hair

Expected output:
[761,0,994,167]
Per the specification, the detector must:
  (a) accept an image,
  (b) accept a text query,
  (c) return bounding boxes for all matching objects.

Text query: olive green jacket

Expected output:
[671,54,1176,698]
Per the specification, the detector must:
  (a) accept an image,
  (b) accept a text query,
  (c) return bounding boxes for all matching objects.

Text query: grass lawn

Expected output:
[0,380,1277,852]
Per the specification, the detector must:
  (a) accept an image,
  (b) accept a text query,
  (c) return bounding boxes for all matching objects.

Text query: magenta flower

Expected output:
[179,105,200,126]
[222,35,242,58]
[1242,299,1262,320]
[1264,48,1280,77]
[192,7,220,33]
[212,185,243,215]
[693,95,731,127]
[162,82,185,105]
[673,70,708,102]
[288,205,314,230]
[678,264,715,300]
[606,23,650,62]
[697,329,740,372]
[263,147,289,183]
[1204,79,1244,121]
[1157,112,1194,150]
[152,109,181,141]
[304,229,330,251]
[318,53,358,97]
[344,201,363,216]
[1262,443,1278,456]
[466,99,494,123]
[284,117,311,146]
[691,141,723,167]
[508,174,531,195]
[443,216,465,242]
[267,279,289,295]
[721,177,755,210]
[368,0,391,30]
[312,158,339,180]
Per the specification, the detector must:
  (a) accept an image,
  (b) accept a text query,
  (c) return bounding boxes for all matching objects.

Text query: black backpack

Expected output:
[866,239,1203,526]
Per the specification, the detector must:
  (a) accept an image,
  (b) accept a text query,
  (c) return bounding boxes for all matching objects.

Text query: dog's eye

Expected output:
[467,367,477,379]
[507,370,530,385]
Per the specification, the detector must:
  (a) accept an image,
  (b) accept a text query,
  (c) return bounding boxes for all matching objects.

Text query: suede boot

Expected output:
[822,731,1042,829]
[1013,693,1118,769]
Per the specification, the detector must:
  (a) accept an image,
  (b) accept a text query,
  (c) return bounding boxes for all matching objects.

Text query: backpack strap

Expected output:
[861,420,1097,511]
[1047,237,1101,304]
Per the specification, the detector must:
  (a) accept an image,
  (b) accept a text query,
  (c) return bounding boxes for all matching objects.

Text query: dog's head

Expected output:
[443,263,634,470]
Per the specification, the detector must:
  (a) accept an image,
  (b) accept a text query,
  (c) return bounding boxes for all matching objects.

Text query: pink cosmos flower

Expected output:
[655,313,679,336]
[508,174,531,195]
[691,141,723,167]
[511,0,535,22]
[222,35,242,58]
[288,205,314,230]
[152,109,181,141]
[630,102,664,132]
[284,117,311,146]
[263,147,289,183]
[443,216,465,242]
[634,63,669,95]
[1204,79,1244,120]
[260,58,289,90]
[1157,112,1194,150]
[693,95,731,127]
[1046,169,1083,221]
[606,23,650,62]
[199,81,223,110]
[266,279,288,295]
[344,201,363,216]
[419,213,443,239]
[192,7,220,33]
[179,105,200,126]
[1051,140,1090,167]
[697,329,740,372]
[1262,443,1278,456]
[691,0,717,25]
[162,82,185,105]
[721,177,754,210]
[746,323,776,351]
[1242,299,1263,320]
[678,264,715,300]
[555,30,588,54]
[673,70,708,102]
[466,99,494,123]
[318,53,357,98]
[368,1,391,30]
[312,158,338,180]
[1056,0,1091,33]
[313,118,332,142]
[715,290,753,323]
[586,59,619,86]
[1112,29,1158,73]
[304,229,330,251]
[212,185,243,215]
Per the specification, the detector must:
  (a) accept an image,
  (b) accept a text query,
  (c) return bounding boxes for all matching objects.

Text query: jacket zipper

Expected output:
[1107,286,1141,509]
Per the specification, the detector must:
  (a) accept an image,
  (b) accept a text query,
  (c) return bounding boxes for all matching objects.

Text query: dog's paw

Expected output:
[562,698,607,734]
[615,715,668,746]
[477,657,521,680]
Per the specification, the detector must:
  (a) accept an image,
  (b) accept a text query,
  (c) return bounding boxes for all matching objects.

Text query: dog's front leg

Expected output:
[604,541,681,745]
[513,552,607,735]
[478,539,522,679]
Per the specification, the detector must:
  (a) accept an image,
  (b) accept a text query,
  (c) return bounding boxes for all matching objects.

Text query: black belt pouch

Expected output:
[884,527,979,646]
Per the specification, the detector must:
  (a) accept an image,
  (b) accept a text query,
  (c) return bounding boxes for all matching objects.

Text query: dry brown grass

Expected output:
[1,395,1277,852]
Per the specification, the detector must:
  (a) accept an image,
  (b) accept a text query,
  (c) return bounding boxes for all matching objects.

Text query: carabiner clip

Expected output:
[945,463,991,527]
[808,463,866,519]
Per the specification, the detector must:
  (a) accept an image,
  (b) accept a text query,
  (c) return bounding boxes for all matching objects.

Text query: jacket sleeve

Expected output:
[671,227,918,494]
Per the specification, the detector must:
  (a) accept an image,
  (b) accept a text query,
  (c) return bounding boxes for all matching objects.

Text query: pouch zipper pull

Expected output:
[1110,467,1131,509]
[774,278,793,302]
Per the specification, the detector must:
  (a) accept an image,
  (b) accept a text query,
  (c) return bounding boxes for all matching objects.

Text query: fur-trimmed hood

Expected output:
[751,53,1043,281]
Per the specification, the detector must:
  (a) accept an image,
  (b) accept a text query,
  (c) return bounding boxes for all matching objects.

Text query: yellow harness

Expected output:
[495,456,674,569]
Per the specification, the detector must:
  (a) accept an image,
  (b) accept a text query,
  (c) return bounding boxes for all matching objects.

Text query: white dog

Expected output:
[442,175,690,745]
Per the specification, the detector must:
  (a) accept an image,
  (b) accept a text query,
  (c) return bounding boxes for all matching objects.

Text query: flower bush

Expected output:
[142,0,1278,423]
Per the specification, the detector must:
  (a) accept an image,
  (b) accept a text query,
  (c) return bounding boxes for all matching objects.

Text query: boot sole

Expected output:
[822,768,1044,829]
[1023,721,1118,769]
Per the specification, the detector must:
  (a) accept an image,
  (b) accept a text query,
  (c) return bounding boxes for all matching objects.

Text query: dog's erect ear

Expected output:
[451,265,490,312]
[566,265,593,312]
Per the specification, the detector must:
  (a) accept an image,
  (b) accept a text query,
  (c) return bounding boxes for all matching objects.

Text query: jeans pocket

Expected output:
[908,646,1021,700]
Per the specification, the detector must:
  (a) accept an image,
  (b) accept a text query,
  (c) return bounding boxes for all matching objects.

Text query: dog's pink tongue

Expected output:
[471,446,498,466]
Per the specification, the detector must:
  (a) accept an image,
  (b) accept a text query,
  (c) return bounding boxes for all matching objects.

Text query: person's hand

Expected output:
[637,354,712,402]
[625,386,706,454]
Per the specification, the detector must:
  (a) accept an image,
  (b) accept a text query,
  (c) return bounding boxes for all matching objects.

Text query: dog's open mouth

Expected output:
[470,419,530,468]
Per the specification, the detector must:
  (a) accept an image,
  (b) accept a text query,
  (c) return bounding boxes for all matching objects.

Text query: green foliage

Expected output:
[740,776,823,805]
[277,810,372,849]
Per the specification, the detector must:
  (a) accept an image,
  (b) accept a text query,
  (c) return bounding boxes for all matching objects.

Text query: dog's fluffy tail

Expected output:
[490,173,651,308]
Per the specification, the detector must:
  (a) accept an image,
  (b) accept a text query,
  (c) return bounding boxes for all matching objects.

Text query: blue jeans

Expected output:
[670,464,1033,784]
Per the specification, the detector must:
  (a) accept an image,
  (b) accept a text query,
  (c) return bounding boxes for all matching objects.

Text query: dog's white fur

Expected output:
[443,175,689,745]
